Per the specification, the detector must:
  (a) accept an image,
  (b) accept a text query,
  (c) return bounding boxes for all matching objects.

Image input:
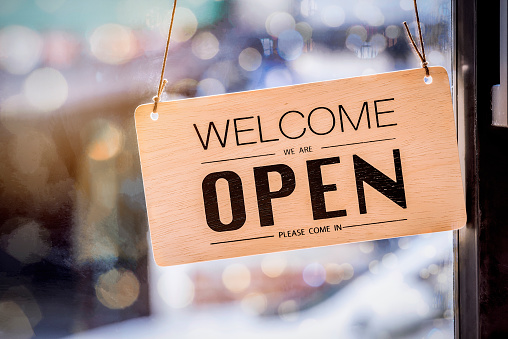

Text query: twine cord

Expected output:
[152,0,178,114]
[402,0,430,77]
[152,0,428,112]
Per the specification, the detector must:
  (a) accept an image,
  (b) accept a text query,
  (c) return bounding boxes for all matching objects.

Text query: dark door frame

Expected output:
[456,0,508,337]
[456,0,479,337]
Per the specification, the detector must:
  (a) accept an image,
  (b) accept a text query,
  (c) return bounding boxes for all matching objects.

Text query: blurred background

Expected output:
[0,0,454,338]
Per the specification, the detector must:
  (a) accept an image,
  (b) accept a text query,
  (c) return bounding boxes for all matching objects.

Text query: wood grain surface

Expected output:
[135,67,466,266]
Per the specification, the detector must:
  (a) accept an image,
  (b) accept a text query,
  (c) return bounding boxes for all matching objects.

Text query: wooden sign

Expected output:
[135,67,466,266]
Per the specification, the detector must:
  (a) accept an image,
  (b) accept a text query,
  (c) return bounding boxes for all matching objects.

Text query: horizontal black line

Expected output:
[211,235,274,245]
[321,138,396,149]
[343,218,407,228]
[202,153,276,164]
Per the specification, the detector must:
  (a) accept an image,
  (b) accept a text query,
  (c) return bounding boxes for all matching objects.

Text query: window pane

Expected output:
[0,0,454,338]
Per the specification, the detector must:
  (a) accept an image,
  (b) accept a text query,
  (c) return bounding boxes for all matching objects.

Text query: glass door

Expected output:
[0,1,460,338]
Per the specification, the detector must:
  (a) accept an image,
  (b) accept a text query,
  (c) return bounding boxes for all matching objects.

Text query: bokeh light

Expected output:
[261,254,287,278]
[222,264,251,293]
[86,120,123,161]
[24,67,68,112]
[192,31,219,60]
[325,263,344,284]
[158,270,195,309]
[90,24,136,65]
[295,22,312,41]
[0,219,51,264]
[277,30,304,61]
[346,33,363,54]
[0,301,34,338]
[238,47,262,71]
[302,262,326,287]
[370,34,387,53]
[168,78,198,99]
[398,237,411,249]
[321,5,345,28]
[385,25,401,39]
[241,292,267,316]
[348,25,368,41]
[428,264,439,275]
[400,0,414,11]
[43,31,79,68]
[266,12,295,38]
[0,25,43,75]
[278,300,298,321]
[369,260,380,274]
[359,241,374,253]
[346,25,368,55]
[197,78,225,96]
[172,7,198,43]
[2,286,42,329]
[95,269,140,310]
[341,263,354,280]
[355,2,384,26]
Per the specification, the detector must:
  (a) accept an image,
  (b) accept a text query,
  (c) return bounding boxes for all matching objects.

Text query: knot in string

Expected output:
[402,0,430,77]
[420,61,429,76]
[152,79,168,114]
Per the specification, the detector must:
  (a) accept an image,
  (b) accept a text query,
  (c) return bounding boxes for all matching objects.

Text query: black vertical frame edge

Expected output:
[476,0,508,337]
[455,0,479,338]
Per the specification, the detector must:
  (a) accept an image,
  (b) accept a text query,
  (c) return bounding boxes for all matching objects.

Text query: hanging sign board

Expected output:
[135,67,466,266]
